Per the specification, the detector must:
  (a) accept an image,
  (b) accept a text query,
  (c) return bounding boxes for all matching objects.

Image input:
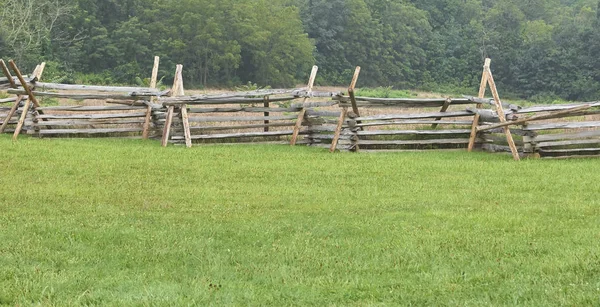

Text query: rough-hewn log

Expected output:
[356,120,473,128]
[37,112,147,119]
[172,130,302,140]
[533,130,600,142]
[356,111,473,121]
[477,105,592,132]
[357,129,472,136]
[188,106,302,113]
[524,121,600,131]
[6,89,149,101]
[37,105,147,111]
[184,115,298,123]
[38,128,143,135]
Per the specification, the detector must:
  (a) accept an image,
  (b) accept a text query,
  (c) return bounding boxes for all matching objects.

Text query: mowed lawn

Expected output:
[1,135,599,306]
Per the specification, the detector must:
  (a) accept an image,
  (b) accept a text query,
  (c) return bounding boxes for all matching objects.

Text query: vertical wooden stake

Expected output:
[291,65,318,146]
[468,58,491,152]
[161,65,184,147]
[485,66,520,161]
[143,56,160,139]
[263,96,270,132]
[176,66,192,148]
[13,63,45,140]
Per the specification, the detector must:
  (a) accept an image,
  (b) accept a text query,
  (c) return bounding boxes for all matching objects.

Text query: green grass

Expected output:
[1,136,600,306]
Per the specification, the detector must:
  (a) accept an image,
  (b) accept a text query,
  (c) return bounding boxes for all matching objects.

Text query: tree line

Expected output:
[2,0,600,101]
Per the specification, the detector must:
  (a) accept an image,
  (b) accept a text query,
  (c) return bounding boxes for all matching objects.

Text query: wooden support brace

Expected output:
[12,63,45,140]
[468,59,490,151]
[330,107,348,153]
[0,60,23,133]
[161,106,175,147]
[291,65,318,146]
[348,66,361,117]
[161,64,185,147]
[432,98,452,129]
[485,65,520,161]
[143,56,160,139]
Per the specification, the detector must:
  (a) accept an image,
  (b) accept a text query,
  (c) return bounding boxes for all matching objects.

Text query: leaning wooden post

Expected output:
[0,60,26,133]
[161,65,183,147]
[142,56,160,139]
[291,65,318,146]
[348,66,361,117]
[485,64,520,161]
[177,67,193,148]
[432,98,452,129]
[11,61,45,140]
[467,58,490,152]
[330,67,360,153]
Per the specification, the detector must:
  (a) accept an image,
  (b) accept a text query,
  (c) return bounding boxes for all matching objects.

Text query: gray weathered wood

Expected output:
[356,120,473,128]
[356,111,473,121]
[187,122,296,131]
[533,130,600,142]
[357,129,472,136]
[6,89,148,100]
[37,112,147,119]
[524,121,600,131]
[172,130,302,140]
[37,105,147,111]
[536,139,600,148]
[31,119,148,126]
[357,138,481,146]
[518,102,600,114]
[32,82,161,94]
[188,106,302,113]
[184,115,298,123]
[39,128,143,134]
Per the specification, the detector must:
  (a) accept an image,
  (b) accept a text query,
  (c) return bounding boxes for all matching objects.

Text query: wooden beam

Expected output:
[8,61,42,108]
[291,65,318,146]
[0,60,26,133]
[330,107,348,152]
[477,104,592,132]
[162,65,187,147]
[13,63,45,140]
[432,98,452,129]
[485,64,520,161]
[348,66,361,117]
[143,56,160,139]
[468,58,490,152]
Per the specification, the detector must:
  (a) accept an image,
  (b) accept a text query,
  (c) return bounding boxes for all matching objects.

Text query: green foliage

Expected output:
[2,137,600,305]
[4,0,600,100]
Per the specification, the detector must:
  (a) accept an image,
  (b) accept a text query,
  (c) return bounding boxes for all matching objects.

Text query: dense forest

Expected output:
[2,0,600,100]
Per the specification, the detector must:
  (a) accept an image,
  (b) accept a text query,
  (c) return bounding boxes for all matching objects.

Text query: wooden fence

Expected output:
[2,58,600,159]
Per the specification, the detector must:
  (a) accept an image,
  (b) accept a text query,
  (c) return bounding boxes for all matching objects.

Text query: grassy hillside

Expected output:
[1,136,599,305]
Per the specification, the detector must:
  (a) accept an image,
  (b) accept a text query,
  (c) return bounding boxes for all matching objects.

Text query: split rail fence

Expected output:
[2,57,600,160]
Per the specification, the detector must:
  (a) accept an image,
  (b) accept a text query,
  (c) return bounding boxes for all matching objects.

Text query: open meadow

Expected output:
[1,135,600,305]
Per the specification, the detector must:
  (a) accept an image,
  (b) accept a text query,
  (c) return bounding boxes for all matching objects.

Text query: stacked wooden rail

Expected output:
[471,99,600,159]
[159,91,340,146]
[329,96,490,152]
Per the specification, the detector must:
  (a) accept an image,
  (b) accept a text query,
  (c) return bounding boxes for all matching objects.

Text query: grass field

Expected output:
[1,136,600,306]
